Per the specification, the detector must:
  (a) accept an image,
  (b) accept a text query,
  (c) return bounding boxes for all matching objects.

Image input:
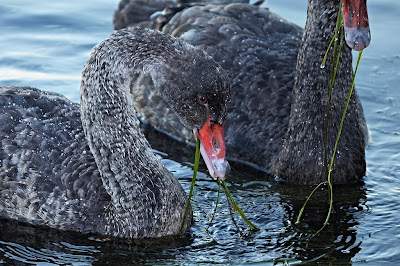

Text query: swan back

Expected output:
[0,86,106,233]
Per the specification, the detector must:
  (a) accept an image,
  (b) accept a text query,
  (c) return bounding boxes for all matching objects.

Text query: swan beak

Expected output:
[195,116,230,181]
[342,0,371,51]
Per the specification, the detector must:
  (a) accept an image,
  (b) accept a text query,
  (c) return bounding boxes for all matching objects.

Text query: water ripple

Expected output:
[0,241,95,265]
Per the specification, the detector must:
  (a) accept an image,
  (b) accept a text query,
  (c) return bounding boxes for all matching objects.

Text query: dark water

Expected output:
[1,0,399,264]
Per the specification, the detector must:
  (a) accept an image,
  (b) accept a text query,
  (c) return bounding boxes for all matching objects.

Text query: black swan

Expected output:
[0,28,230,238]
[114,0,371,184]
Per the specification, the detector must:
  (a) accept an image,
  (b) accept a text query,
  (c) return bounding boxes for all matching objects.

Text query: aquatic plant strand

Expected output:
[297,8,344,224]
[309,50,363,236]
[179,138,201,234]
[298,3,345,226]
[297,51,363,228]
[296,181,328,224]
[322,8,345,229]
[180,137,257,234]
[206,181,222,232]
[191,185,217,241]
[323,4,344,175]
[225,190,243,234]
[222,181,258,231]
[326,50,364,199]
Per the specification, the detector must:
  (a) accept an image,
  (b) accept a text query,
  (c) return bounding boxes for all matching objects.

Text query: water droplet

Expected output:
[320,63,326,69]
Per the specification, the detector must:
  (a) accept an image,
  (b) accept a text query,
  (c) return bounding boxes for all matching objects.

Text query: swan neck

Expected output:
[295,0,353,97]
[300,0,350,70]
[79,29,188,237]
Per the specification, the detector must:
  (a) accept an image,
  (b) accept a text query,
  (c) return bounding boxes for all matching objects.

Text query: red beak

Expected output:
[342,0,371,51]
[195,116,230,180]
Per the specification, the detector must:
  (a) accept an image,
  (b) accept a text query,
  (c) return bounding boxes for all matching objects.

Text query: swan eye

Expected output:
[198,95,208,105]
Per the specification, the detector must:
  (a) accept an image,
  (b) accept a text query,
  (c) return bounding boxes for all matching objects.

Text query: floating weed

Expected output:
[180,138,258,236]
[297,0,364,235]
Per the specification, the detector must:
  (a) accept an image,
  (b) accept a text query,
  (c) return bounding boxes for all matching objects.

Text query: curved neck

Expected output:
[79,29,188,237]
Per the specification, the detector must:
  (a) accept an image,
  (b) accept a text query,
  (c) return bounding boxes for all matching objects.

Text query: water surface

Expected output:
[0,0,399,264]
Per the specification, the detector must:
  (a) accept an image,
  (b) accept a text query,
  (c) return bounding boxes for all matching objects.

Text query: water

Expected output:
[0,0,399,264]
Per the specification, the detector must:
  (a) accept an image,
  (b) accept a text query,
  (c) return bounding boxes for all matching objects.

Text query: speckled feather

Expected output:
[0,87,105,233]
[0,28,230,238]
[114,0,367,184]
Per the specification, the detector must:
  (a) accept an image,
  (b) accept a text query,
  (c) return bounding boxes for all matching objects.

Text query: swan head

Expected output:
[149,43,231,180]
[342,0,371,51]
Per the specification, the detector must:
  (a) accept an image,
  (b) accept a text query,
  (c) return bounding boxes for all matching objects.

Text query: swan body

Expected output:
[114,0,370,184]
[0,28,230,238]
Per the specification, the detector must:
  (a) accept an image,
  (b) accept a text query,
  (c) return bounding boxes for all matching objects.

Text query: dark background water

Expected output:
[0,0,399,264]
